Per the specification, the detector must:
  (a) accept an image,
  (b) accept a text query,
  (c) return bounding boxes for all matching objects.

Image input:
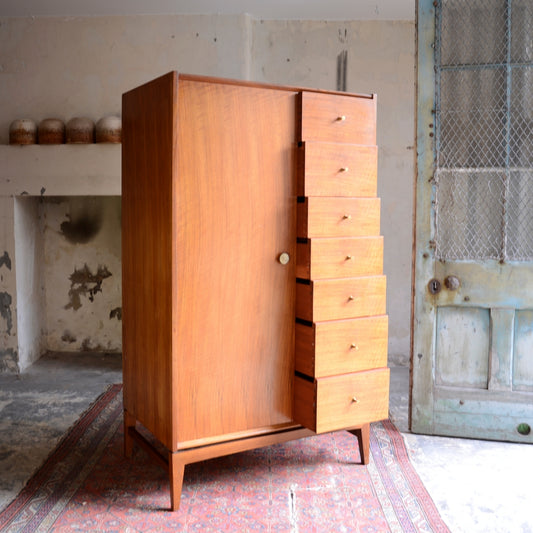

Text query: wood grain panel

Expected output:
[296,237,383,280]
[122,71,177,450]
[174,79,298,443]
[293,376,316,432]
[294,368,390,433]
[298,141,377,197]
[295,316,389,377]
[296,276,386,322]
[297,197,381,239]
[294,322,316,376]
[299,91,376,144]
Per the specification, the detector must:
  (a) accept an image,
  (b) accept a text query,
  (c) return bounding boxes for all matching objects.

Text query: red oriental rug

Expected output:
[0,385,450,532]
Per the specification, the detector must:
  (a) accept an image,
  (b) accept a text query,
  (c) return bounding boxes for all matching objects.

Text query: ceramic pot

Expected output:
[95,115,121,143]
[9,118,37,145]
[38,118,65,144]
[66,117,95,144]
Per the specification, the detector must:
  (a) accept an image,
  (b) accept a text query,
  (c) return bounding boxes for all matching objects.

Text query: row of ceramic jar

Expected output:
[9,116,121,145]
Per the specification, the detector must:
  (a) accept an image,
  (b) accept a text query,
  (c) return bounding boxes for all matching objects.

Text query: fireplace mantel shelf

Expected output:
[0,144,121,197]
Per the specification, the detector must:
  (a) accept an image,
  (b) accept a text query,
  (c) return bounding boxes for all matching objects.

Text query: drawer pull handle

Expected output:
[352,396,359,403]
[348,295,355,301]
[345,255,353,260]
[337,115,346,121]
[350,343,359,350]
[343,214,352,220]
[339,166,349,172]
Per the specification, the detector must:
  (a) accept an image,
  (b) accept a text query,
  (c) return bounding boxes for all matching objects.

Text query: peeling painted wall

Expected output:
[42,197,122,353]
[0,287,16,373]
[0,197,18,372]
[0,13,414,367]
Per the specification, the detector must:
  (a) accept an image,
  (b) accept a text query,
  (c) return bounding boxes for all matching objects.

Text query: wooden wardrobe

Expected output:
[121,72,389,511]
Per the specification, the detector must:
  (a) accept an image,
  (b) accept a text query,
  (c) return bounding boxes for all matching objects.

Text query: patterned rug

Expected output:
[0,385,450,532]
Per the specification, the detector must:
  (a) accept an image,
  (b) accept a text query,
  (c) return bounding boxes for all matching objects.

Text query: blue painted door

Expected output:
[412,0,533,442]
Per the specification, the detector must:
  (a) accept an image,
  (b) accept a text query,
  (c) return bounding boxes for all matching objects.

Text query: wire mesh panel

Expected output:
[434,0,533,261]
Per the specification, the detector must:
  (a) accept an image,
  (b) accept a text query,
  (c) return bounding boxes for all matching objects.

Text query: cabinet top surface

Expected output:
[123,71,376,101]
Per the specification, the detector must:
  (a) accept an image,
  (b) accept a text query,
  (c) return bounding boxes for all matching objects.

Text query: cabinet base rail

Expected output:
[124,409,370,511]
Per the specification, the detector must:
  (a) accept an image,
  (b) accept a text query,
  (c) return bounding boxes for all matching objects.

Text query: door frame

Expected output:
[411,0,438,434]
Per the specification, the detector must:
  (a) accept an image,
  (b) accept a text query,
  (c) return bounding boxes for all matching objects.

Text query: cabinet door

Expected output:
[174,79,298,446]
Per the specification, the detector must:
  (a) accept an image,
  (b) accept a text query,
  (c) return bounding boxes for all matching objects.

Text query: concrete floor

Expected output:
[0,353,532,532]
[389,366,533,533]
[0,351,122,511]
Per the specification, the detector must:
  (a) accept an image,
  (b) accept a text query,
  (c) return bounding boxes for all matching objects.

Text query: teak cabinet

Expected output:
[122,72,389,511]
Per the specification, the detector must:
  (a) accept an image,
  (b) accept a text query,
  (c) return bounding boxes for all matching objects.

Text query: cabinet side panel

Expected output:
[175,80,298,443]
[122,72,176,449]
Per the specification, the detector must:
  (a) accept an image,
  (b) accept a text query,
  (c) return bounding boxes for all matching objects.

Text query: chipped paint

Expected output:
[109,307,122,320]
[0,251,11,270]
[413,0,533,443]
[0,348,18,373]
[0,292,13,335]
[411,0,439,435]
[81,338,107,352]
[61,330,76,343]
[65,264,112,311]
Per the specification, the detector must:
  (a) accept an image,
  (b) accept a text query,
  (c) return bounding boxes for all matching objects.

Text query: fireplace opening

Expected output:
[14,195,121,371]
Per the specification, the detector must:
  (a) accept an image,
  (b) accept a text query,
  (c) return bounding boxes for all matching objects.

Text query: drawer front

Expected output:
[296,276,386,322]
[298,141,377,197]
[295,316,388,377]
[299,91,376,145]
[296,237,383,280]
[294,368,390,434]
[297,197,381,239]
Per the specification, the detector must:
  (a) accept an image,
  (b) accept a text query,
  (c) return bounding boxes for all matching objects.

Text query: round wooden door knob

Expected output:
[278,252,290,265]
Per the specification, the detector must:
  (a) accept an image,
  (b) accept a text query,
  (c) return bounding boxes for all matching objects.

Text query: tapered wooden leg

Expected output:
[124,410,136,459]
[349,423,370,465]
[169,452,185,511]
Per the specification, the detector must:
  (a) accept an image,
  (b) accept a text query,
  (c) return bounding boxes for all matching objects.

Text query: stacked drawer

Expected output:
[294,91,390,434]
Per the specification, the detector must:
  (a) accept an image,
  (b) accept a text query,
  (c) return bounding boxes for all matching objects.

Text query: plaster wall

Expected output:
[14,197,46,371]
[0,14,251,144]
[0,197,17,372]
[41,197,122,354]
[0,14,414,369]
